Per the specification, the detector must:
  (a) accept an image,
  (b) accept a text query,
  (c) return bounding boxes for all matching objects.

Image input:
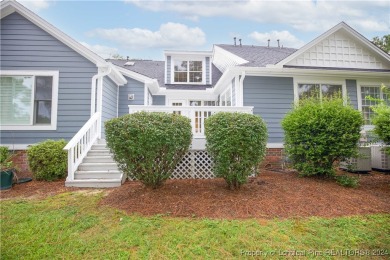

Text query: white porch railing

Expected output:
[128,106,254,138]
[64,112,100,181]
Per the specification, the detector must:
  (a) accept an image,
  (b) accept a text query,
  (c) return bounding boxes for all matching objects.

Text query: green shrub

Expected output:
[282,96,363,177]
[205,112,268,190]
[27,140,67,181]
[0,146,9,164]
[335,175,359,188]
[372,96,390,156]
[105,112,192,189]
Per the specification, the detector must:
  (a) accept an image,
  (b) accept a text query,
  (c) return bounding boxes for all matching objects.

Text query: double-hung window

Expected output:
[174,60,203,83]
[360,85,389,125]
[0,71,58,130]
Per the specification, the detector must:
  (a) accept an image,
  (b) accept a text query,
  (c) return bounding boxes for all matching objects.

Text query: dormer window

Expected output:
[174,60,203,83]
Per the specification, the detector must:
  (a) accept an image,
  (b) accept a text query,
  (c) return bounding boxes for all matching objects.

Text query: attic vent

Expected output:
[124,61,135,66]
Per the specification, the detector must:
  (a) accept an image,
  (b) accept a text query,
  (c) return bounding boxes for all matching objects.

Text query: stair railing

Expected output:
[64,112,100,181]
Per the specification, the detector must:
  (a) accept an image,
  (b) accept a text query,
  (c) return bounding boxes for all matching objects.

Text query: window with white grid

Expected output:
[361,86,389,125]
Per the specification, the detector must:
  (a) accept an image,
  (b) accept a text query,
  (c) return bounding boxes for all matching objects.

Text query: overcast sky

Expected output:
[20,0,390,60]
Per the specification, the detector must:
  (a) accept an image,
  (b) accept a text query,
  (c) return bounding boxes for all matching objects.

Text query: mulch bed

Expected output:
[1,169,389,219]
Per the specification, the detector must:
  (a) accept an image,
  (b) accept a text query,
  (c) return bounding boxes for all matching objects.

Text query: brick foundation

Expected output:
[262,148,284,169]
[10,150,32,177]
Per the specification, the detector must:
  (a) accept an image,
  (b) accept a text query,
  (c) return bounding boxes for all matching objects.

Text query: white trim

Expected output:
[165,50,212,56]
[0,0,106,66]
[275,22,390,68]
[113,65,154,84]
[0,70,59,131]
[209,57,213,85]
[1,144,30,150]
[171,58,206,85]
[143,85,148,106]
[357,79,390,128]
[293,76,346,103]
[266,143,284,149]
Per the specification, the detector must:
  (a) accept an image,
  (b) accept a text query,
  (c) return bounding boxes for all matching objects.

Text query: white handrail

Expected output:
[64,112,100,181]
[128,105,254,137]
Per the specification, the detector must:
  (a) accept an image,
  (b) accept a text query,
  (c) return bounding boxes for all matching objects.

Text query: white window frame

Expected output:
[293,77,346,104]
[171,59,205,85]
[357,80,389,129]
[0,70,59,130]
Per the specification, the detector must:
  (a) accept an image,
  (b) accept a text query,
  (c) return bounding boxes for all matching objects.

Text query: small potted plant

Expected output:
[0,146,16,190]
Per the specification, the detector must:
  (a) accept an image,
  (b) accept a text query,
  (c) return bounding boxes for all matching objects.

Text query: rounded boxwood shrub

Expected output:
[27,140,67,181]
[282,96,363,177]
[204,112,268,190]
[105,112,192,189]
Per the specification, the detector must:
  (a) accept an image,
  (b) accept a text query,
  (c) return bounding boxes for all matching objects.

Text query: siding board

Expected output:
[118,77,145,116]
[243,76,294,143]
[101,76,118,138]
[0,12,97,145]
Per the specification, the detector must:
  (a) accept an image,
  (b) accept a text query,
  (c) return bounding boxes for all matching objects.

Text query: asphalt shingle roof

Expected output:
[216,44,297,67]
[108,59,223,90]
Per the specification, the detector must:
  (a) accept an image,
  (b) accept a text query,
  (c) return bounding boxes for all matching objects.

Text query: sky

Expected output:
[19,0,390,61]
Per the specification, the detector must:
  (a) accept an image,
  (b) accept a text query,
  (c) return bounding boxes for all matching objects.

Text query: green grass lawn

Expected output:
[1,191,389,259]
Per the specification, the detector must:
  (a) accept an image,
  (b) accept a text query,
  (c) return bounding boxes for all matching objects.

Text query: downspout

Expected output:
[90,74,99,116]
[95,66,112,139]
[238,71,246,106]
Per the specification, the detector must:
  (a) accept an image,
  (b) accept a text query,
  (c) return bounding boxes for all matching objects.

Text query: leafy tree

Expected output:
[372,35,390,53]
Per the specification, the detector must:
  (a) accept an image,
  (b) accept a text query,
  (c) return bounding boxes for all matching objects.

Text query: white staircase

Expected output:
[65,140,126,188]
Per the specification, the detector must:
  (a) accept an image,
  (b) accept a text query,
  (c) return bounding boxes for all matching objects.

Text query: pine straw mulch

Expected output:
[1,169,389,219]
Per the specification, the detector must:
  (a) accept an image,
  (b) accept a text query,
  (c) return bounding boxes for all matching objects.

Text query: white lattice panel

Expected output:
[287,31,389,69]
[172,150,215,179]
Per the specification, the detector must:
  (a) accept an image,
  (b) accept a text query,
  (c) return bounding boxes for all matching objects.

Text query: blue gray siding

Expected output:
[166,56,171,84]
[152,95,166,105]
[346,79,358,109]
[243,76,294,143]
[0,12,97,145]
[102,76,118,138]
[118,76,145,116]
[205,57,210,84]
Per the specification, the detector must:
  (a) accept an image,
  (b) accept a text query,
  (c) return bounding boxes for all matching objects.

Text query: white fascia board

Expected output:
[0,0,108,67]
[242,66,390,79]
[213,45,248,64]
[164,50,213,56]
[162,89,218,100]
[107,63,127,86]
[276,22,390,67]
[114,66,156,84]
[212,67,242,94]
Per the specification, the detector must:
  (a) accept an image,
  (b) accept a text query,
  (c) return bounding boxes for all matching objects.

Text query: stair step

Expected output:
[65,178,122,188]
[83,156,115,163]
[97,139,107,145]
[78,162,118,171]
[91,144,109,150]
[75,170,122,179]
[87,150,111,156]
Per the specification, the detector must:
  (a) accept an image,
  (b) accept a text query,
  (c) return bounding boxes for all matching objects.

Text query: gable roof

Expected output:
[216,44,297,67]
[275,22,390,70]
[109,59,223,90]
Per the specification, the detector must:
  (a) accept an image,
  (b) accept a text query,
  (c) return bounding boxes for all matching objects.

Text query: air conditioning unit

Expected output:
[340,146,371,173]
[371,145,390,171]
